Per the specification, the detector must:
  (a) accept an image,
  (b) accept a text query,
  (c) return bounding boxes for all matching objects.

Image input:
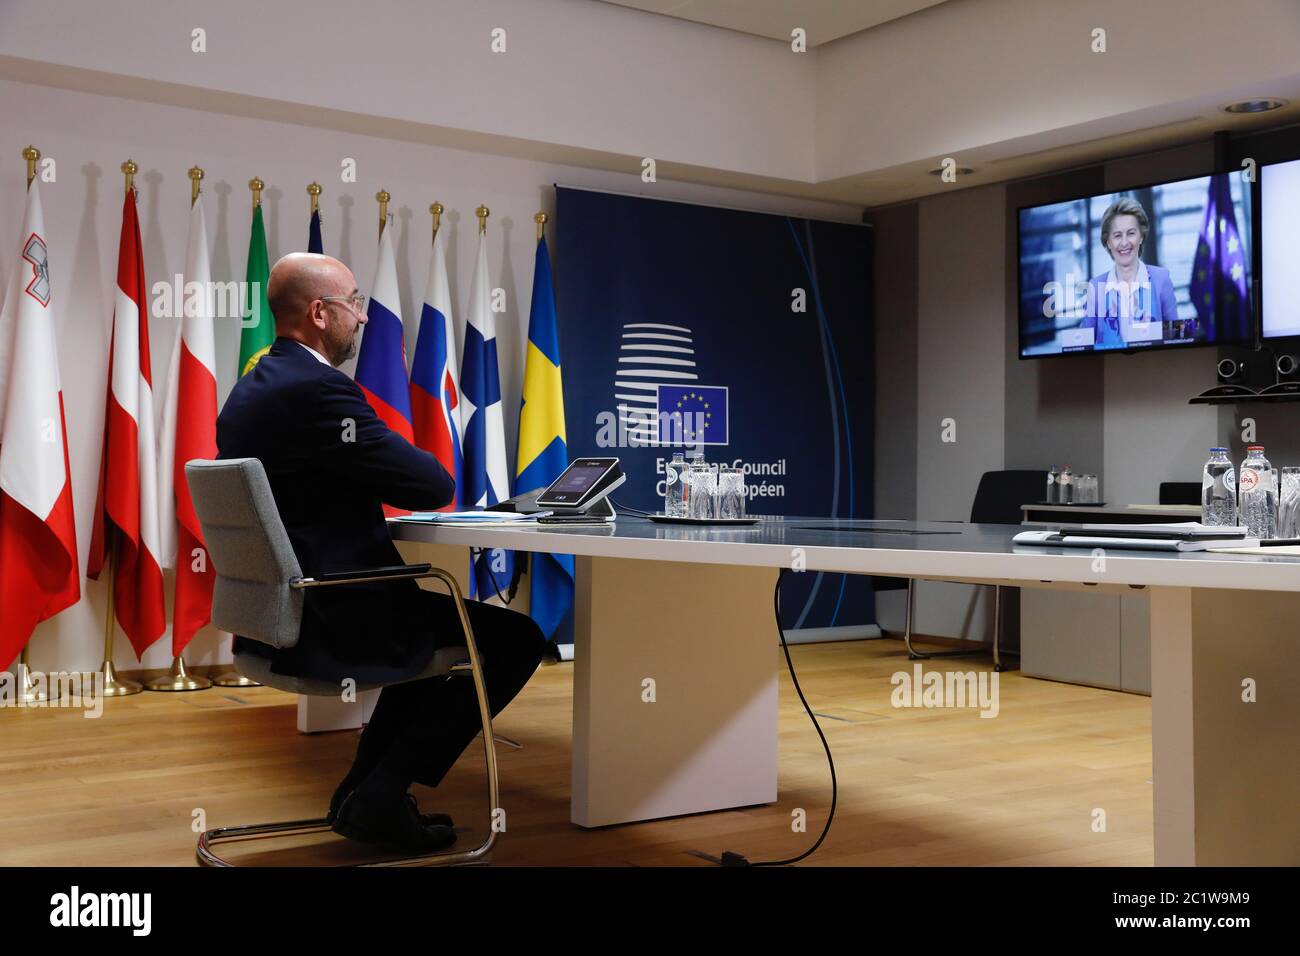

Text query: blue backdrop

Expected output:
[555,188,875,629]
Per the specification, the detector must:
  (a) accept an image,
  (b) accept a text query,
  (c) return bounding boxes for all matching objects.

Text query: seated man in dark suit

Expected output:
[217,252,547,853]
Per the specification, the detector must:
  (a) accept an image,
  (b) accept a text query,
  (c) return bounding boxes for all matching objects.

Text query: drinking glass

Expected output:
[688,462,716,520]
[718,466,745,519]
[1279,467,1300,538]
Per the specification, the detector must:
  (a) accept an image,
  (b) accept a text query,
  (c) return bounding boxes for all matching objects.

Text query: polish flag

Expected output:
[157,196,217,656]
[86,189,166,658]
[0,181,80,670]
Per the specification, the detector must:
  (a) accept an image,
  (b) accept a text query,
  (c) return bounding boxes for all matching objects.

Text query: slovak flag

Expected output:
[410,225,463,511]
[157,196,218,656]
[87,189,167,659]
[0,181,80,670]
[461,229,514,600]
[355,221,414,504]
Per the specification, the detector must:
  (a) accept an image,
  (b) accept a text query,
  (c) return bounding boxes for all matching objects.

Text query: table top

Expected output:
[390,516,1300,592]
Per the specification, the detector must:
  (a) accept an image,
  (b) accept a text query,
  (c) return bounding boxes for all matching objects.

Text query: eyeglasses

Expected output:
[320,293,367,315]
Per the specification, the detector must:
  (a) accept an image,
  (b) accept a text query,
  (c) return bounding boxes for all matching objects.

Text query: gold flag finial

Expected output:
[307,181,322,214]
[122,159,138,196]
[430,201,444,240]
[476,205,489,234]
[249,176,264,212]
[188,166,204,206]
[22,145,40,188]
[376,189,390,239]
[534,211,548,241]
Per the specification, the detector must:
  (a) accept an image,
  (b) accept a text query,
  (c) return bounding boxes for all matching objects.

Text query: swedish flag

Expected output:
[516,235,573,643]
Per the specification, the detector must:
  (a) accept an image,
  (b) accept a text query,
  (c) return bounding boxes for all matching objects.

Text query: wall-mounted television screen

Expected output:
[1018,173,1253,357]
[1262,157,1300,339]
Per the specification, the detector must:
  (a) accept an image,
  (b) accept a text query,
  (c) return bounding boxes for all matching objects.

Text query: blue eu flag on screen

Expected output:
[656,385,728,445]
[1189,173,1249,343]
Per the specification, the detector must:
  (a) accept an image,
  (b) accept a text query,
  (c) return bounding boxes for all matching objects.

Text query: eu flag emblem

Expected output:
[656,384,728,445]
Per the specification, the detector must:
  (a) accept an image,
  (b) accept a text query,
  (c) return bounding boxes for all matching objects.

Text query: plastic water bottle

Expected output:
[665,452,687,517]
[1059,465,1074,504]
[1046,466,1059,504]
[1200,447,1237,527]
[1239,445,1277,539]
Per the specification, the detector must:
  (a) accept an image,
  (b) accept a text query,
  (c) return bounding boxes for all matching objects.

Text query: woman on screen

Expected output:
[1080,197,1178,349]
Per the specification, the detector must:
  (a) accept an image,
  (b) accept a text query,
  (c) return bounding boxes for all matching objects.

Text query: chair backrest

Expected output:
[1159,481,1201,506]
[970,470,1049,524]
[185,458,304,650]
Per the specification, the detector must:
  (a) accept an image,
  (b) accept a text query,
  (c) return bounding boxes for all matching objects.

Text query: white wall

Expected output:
[910,183,1007,642]
[815,0,1300,182]
[0,77,860,674]
[916,184,1007,521]
[0,0,817,183]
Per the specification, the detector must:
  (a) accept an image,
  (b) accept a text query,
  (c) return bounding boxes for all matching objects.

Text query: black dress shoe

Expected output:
[331,791,458,853]
[326,789,454,829]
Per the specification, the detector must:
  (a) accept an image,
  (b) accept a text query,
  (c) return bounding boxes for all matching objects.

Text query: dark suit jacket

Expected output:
[217,337,454,683]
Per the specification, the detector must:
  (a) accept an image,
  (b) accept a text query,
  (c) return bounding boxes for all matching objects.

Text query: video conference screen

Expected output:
[1018,173,1253,357]
[1262,158,1300,340]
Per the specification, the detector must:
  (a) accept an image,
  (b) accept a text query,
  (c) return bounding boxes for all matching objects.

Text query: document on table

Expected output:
[1013,528,1259,552]
[1078,521,1248,537]
[1208,545,1300,555]
[390,510,552,526]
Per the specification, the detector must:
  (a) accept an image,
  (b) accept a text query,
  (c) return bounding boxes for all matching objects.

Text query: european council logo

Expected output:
[656,384,728,445]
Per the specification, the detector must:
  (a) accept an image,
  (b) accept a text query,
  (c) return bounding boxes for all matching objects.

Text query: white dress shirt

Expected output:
[297,340,332,366]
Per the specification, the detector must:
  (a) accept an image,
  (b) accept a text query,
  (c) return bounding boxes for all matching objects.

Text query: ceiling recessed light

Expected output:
[1224,98,1287,114]
[928,166,974,176]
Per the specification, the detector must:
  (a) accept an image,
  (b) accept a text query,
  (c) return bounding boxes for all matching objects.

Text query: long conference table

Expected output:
[390,516,1300,866]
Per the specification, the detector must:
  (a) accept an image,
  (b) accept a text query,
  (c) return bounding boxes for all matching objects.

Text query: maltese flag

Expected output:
[157,196,218,655]
[410,225,463,511]
[0,180,80,670]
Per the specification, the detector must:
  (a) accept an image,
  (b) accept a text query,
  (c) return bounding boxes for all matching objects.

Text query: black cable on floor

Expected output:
[715,567,837,867]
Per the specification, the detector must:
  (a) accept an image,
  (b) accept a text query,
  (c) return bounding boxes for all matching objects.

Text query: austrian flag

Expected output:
[86,189,167,658]
[0,181,80,670]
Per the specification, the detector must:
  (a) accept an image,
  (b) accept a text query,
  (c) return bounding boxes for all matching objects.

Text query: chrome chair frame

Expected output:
[196,564,499,868]
[899,579,1014,672]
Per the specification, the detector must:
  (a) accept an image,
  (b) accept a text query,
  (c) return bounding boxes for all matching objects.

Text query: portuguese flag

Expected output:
[238,204,272,376]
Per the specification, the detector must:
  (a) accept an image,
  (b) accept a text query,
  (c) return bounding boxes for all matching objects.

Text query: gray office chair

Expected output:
[185,457,499,867]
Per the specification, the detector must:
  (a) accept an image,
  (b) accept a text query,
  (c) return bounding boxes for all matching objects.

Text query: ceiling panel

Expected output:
[596,0,952,46]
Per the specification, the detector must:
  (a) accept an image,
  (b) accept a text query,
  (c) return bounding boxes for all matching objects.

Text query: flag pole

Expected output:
[146,166,212,692]
[377,189,390,240]
[22,144,38,188]
[307,181,321,214]
[214,177,268,689]
[430,201,443,243]
[477,204,489,235]
[96,162,145,698]
[13,146,58,704]
[534,211,547,241]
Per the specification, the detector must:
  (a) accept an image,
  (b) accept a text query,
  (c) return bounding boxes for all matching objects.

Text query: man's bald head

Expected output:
[268,253,352,328]
[266,253,365,366]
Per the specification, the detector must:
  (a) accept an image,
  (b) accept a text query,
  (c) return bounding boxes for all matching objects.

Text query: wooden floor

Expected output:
[0,638,1154,866]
